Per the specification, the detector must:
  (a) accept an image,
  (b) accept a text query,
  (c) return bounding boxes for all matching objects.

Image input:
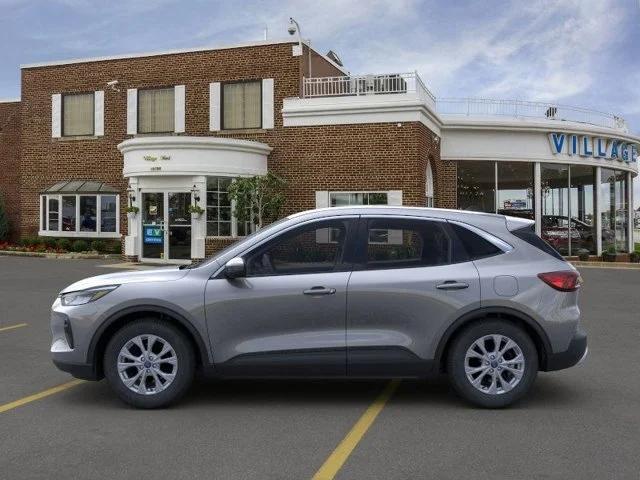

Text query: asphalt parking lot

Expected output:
[0,256,639,480]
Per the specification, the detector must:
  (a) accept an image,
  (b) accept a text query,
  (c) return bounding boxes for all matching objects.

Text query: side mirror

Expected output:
[224,257,245,279]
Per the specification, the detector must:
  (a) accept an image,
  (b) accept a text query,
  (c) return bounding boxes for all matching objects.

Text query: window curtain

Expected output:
[63,93,94,136]
[138,88,175,133]
[223,82,261,129]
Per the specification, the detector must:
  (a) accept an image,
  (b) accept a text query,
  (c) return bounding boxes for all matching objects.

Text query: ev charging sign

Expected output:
[548,132,638,163]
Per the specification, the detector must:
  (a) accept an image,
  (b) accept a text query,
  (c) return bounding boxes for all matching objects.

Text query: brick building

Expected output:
[0,38,638,261]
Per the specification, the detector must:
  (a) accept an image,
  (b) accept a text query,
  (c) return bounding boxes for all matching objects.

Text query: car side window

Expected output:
[449,223,502,261]
[245,219,352,276]
[362,218,452,270]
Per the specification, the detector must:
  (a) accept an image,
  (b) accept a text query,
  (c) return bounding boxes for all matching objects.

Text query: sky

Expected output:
[1,0,639,196]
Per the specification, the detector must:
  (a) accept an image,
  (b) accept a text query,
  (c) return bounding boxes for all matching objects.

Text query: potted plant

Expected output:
[188,204,205,219]
[576,248,590,261]
[125,205,139,220]
[602,245,617,262]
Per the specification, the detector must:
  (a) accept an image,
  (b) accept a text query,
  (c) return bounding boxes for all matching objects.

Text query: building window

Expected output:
[497,162,534,220]
[138,88,175,133]
[457,161,496,213]
[222,81,261,130]
[206,177,254,237]
[40,194,119,237]
[62,93,94,136]
[426,161,434,207]
[206,177,232,236]
[329,192,388,207]
[601,168,628,253]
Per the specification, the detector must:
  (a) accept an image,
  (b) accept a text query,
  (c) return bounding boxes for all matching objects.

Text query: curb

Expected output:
[0,250,121,260]
[570,261,640,269]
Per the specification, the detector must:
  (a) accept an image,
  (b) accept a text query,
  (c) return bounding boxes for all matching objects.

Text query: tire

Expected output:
[103,318,195,409]
[447,320,538,408]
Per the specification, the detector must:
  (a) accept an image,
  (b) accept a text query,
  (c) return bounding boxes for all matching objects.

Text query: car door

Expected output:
[346,216,481,377]
[204,216,358,377]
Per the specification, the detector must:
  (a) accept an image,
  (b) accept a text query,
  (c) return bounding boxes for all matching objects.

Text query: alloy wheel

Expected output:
[117,334,178,395]
[464,334,525,395]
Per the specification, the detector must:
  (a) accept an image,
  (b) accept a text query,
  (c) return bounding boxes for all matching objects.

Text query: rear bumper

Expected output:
[543,327,587,371]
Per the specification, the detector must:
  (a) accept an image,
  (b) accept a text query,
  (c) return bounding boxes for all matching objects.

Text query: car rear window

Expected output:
[511,224,564,260]
[449,224,502,261]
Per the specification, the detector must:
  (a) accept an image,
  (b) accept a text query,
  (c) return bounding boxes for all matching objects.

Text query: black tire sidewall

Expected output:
[447,320,538,408]
[104,319,195,409]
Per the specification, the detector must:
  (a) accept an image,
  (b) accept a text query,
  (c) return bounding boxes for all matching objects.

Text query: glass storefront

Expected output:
[457,161,495,212]
[457,160,632,255]
[601,168,629,253]
[497,162,534,220]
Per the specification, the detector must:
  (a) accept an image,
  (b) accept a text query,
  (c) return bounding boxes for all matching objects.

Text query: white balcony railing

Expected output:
[301,73,628,132]
[435,97,628,132]
[303,72,436,106]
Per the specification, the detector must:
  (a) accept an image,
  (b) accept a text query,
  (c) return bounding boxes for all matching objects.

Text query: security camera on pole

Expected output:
[288,17,311,95]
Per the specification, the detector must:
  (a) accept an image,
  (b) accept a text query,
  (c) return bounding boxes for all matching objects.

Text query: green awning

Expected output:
[42,180,119,194]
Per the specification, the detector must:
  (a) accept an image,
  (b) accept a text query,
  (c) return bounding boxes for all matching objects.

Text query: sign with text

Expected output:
[143,226,163,245]
[548,133,638,163]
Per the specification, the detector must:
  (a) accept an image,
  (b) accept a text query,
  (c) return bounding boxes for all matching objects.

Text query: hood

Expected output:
[60,267,189,294]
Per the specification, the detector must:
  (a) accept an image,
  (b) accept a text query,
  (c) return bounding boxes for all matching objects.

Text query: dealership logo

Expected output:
[548,133,638,163]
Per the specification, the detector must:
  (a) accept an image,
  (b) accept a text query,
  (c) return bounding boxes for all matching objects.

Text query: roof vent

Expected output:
[326,50,343,67]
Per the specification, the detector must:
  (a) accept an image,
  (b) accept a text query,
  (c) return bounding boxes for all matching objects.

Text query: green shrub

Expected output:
[56,238,72,251]
[106,240,121,254]
[71,239,89,252]
[90,240,106,252]
[40,237,58,249]
[20,236,39,247]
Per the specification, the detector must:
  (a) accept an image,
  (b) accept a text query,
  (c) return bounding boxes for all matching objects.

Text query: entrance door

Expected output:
[141,192,192,262]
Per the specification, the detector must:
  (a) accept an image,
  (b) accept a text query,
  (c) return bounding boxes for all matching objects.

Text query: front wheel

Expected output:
[447,320,538,408]
[104,319,195,408]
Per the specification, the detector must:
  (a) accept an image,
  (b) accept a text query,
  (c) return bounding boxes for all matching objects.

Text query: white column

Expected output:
[191,175,207,259]
[124,177,139,259]
[595,166,602,256]
[534,162,541,236]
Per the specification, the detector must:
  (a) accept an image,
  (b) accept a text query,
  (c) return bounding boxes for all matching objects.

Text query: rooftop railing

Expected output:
[302,72,436,107]
[301,73,627,132]
[436,97,628,132]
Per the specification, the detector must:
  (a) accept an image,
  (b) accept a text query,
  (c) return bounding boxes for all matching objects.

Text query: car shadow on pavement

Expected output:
[61,373,583,411]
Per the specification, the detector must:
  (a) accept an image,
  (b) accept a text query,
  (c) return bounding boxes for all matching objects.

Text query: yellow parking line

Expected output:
[312,380,400,480]
[0,323,28,333]
[0,379,85,414]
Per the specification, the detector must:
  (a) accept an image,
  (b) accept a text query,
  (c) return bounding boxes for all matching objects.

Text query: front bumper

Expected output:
[52,359,101,380]
[543,326,588,371]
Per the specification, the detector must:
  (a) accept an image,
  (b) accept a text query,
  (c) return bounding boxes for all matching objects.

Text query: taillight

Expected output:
[538,271,582,292]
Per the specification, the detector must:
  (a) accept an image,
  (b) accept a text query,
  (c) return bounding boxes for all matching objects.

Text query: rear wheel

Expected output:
[104,319,195,408]
[447,320,538,408]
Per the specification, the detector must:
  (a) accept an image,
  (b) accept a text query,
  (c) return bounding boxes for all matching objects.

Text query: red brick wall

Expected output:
[0,101,21,240]
[16,41,444,258]
[417,123,456,208]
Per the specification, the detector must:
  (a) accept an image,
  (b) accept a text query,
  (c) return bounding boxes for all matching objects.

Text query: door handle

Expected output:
[436,281,469,290]
[303,286,337,296]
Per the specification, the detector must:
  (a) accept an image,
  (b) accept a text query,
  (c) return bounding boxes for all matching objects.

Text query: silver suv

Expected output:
[51,207,587,408]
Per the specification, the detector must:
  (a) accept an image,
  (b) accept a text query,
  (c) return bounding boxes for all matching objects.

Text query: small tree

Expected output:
[227,173,286,230]
[0,192,9,241]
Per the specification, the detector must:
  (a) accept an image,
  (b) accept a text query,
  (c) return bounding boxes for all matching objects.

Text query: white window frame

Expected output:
[52,91,104,138]
[426,161,434,207]
[205,176,254,238]
[39,194,120,238]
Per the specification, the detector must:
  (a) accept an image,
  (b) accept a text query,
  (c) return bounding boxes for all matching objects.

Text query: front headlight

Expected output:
[60,285,119,306]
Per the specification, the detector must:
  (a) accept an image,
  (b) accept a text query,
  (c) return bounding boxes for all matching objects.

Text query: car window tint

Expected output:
[364,218,451,270]
[246,219,350,276]
[449,224,502,260]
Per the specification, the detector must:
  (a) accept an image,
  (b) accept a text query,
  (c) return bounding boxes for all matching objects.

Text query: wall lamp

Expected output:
[127,186,136,203]
[191,185,201,203]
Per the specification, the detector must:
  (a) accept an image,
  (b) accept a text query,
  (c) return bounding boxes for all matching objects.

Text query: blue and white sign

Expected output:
[143,226,163,245]
[548,132,638,163]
